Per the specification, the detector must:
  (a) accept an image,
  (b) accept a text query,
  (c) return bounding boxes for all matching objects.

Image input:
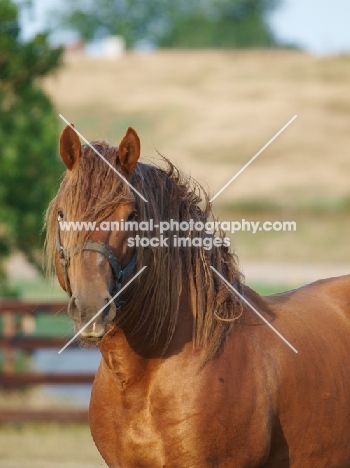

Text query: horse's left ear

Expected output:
[118,127,140,173]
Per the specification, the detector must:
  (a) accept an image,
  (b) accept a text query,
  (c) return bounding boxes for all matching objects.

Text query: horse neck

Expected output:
[98,270,193,390]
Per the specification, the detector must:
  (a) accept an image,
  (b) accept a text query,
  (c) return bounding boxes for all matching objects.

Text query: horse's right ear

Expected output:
[59,124,81,170]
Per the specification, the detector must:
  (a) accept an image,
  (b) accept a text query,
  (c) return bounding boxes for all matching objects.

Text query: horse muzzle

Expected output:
[68,293,117,343]
[79,322,106,342]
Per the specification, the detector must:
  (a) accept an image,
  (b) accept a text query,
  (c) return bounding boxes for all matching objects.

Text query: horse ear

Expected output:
[59,124,81,170]
[118,127,140,173]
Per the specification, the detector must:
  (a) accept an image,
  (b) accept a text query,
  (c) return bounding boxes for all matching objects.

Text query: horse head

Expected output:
[46,123,242,360]
[55,124,140,343]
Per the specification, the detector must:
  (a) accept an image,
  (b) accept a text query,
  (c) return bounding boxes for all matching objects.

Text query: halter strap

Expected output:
[81,240,137,297]
[55,221,136,305]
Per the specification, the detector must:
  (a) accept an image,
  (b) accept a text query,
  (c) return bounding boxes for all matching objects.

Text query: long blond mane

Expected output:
[45,141,244,361]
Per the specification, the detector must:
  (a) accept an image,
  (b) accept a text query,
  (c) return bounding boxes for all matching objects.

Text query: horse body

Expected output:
[89,301,272,467]
[46,125,350,467]
[90,276,350,467]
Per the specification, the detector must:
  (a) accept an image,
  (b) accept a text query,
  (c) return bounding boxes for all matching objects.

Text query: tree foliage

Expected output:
[0,0,63,295]
[57,0,280,48]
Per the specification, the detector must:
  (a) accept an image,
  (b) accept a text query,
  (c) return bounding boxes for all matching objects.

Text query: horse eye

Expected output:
[127,211,137,222]
[58,210,64,220]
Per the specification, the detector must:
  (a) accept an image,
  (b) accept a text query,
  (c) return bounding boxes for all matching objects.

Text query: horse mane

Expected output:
[45,141,244,362]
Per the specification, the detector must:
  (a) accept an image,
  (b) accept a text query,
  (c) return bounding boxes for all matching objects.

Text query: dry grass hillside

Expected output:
[44,50,350,203]
[43,50,350,264]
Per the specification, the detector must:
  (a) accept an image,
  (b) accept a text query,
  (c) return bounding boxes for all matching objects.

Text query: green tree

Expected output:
[56,0,280,48]
[0,0,63,296]
[160,0,279,48]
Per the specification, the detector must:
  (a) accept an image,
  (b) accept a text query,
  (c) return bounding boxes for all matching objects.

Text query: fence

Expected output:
[0,301,96,423]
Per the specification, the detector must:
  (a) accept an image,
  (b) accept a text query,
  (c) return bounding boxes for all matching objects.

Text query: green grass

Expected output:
[35,314,72,337]
[0,311,71,337]
[220,195,350,214]
[6,278,66,301]
[65,107,156,144]
[0,277,70,371]
[250,283,291,295]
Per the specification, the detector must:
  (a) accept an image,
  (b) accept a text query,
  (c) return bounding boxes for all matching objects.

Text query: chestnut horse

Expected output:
[46,125,350,467]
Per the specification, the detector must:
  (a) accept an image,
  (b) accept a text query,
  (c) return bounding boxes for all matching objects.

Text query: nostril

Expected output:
[68,296,81,321]
[73,297,83,314]
[102,297,111,319]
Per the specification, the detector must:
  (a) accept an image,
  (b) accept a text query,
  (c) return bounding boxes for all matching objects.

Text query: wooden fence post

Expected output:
[2,311,16,372]
[21,313,36,372]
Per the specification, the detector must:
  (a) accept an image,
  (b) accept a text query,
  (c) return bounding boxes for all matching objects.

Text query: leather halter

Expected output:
[56,219,136,306]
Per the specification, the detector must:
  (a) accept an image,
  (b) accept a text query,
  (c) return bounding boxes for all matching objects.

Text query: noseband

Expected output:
[56,220,136,306]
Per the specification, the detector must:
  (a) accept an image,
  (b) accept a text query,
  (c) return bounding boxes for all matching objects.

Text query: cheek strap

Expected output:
[56,221,137,304]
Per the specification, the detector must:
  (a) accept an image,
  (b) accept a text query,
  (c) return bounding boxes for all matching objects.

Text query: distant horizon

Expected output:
[17,0,350,56]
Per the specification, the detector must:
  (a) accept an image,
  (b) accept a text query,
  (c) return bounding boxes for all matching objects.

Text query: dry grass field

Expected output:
[0,423,105,468]
[44,50,350,204]
[43,49,350,264]
[0,389,105,467]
